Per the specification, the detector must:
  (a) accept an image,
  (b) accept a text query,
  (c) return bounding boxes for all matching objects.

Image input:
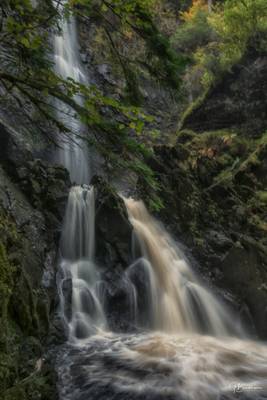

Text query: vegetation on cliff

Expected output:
[0,0,266,203]
[0,0,267,397]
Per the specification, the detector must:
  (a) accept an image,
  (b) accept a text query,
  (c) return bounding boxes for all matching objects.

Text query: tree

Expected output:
[171,0,215,53]
[209,0,267,67]
[172,0,267,102]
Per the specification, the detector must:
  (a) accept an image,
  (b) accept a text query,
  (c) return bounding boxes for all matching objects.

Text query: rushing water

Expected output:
[57,332,267,400]
[58,186,106,341]
[54,5,267,400]
[123,198,242,336]
[54,1,106,341]
[56,193,267,400]
[54,0,89,184]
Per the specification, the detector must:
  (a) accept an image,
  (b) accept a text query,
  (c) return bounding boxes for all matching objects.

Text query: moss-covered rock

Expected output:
[182,53,267,136]
[140,128,267,337]
[0,201,59,399]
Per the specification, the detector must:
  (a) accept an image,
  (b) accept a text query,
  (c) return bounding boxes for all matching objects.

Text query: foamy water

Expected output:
[57,332,267,400]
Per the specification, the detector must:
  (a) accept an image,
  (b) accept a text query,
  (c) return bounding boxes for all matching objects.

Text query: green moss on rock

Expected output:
[0,209,56,398]
[141,127,267,337]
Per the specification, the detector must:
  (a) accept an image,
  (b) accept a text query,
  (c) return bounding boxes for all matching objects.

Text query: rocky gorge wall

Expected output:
[141,51,267,338]
[0,118,70,399]
[183,52,267,136]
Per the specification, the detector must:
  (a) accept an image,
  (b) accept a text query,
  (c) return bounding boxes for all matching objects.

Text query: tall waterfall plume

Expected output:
[54,2,105,341]
[53,0,89,184]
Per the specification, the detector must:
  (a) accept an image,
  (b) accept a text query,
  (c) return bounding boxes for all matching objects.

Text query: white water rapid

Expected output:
[54,4,267,400]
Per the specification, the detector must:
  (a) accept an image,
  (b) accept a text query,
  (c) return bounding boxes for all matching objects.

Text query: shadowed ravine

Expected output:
[54,7,267,400]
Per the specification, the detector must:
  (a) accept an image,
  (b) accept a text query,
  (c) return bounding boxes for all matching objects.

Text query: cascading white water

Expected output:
[123,198,240,336]
[54,1,89,184]
[54,2,105,341]
[60,186,95,261]
[58,186,106,340]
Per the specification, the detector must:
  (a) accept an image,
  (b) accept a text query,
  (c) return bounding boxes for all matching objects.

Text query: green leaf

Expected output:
[20,37,31,48]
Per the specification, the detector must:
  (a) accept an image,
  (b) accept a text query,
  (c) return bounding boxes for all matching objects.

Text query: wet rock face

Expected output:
[91,176,134,331]
[0,117,32,166]
[17,160,70,222]
[77,18,180,143]
[1,119,71,222]
[183,54,267,136]
[0,118,70,398]
[220,242,267,337]
[92,176,132,271]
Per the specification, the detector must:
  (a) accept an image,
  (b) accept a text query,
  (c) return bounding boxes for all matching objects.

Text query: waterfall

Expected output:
[123,198,241,336]
[53,6,267,400]
[54,2,105,341]
[60,186,95,261]
[58,186,106,340]
[54,0,89,184]
[57,196,267,400]
[53,2,242,339]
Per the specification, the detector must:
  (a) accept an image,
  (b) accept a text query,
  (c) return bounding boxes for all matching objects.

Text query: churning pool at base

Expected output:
[56,332,267,400]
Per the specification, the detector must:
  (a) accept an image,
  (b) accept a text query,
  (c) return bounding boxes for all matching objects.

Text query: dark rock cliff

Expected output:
[0,118,70,399]
[183,53,267,136]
